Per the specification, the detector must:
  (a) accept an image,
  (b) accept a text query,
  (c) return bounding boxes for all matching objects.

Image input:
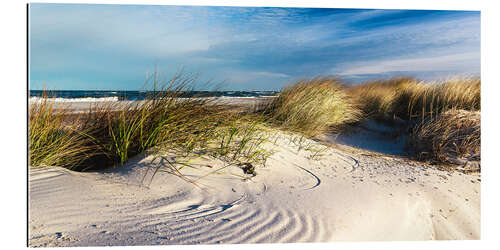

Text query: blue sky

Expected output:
[29,4,480,90]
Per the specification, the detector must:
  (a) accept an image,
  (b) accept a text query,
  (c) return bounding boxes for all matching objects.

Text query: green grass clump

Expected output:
[29,95,95,169]
[211,115,273,166]
[261,78,361,136]
[77,75,230,169]
[30,73,274,174]
[139,114,274,186]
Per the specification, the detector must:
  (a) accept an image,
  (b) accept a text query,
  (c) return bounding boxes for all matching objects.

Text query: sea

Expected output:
[29,90,278,102]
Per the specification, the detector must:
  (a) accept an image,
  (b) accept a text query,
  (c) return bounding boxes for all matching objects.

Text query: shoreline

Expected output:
[28,96,275,113]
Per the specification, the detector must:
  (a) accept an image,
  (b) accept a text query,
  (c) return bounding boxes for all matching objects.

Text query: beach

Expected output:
[21,3,488,248]
[28,99,480,246]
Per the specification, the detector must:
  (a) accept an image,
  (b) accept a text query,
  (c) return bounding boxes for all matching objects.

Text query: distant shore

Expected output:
[28,96,276,113]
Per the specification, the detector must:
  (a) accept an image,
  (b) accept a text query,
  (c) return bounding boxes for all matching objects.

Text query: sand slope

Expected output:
[28,133,480,247]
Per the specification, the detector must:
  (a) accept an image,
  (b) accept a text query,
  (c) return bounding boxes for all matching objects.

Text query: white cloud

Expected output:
[334,52,480,76]
[29,5,480,89]
[252,71,290,78]
[29,4,229,57]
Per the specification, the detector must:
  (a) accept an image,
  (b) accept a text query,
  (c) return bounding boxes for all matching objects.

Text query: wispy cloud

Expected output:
[335,52,480,76]
[252,71,290,78]
[29,4,480,90]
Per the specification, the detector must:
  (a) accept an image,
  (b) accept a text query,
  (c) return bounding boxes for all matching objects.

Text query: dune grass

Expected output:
[402,78,480,120]
[408,109,480,164]
[139,114,274,186]
[86,89,226,167]
[346,77,416,120]
[210,115,273,166]
[77,76,260,171]
[29,74,274,175]
[347,77,480,121]
[347,77,480,165]
[29,94,96,169]
[260,77,361,136]
[29,74,481,171]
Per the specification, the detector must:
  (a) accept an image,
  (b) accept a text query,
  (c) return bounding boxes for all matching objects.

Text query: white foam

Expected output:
[29,96,120,103]
[217,96,276,98]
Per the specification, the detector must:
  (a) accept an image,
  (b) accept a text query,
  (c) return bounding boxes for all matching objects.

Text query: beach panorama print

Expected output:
[28,3,480,247]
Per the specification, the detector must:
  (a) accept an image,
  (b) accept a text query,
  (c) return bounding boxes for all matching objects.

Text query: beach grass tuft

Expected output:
[347,77,416,120]
[29,73,274,174]
[73,74,238,170]
[29,93,96,169]
[261,77,361,136]
[408,109,480,164]
[402,77,481,120]
[347,77,480,121]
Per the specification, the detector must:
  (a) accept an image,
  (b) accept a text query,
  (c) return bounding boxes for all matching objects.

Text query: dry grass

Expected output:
[261,77,361,136]
[408,109,480,164]
[347,77,480,121]
[402,78,480,120]
[347,77,416,119]
[346,77,481,165]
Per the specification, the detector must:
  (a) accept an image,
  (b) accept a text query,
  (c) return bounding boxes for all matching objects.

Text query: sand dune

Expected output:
[28,132,480,247]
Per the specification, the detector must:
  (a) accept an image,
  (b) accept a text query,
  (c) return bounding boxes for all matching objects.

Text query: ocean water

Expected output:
[29,90,278,102]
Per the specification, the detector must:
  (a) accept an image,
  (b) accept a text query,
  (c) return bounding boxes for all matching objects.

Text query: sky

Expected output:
[29,4,480,91]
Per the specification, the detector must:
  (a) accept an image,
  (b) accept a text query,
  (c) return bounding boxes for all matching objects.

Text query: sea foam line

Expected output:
[29,96,120,103]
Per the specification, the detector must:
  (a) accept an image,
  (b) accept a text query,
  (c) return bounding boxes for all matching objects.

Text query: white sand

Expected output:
[28,131,480,247]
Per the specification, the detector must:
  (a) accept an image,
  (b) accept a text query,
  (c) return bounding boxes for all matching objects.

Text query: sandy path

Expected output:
[28,133,480,247]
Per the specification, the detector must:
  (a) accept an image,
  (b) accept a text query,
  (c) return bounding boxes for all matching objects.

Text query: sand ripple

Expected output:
[28,133,480,246]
